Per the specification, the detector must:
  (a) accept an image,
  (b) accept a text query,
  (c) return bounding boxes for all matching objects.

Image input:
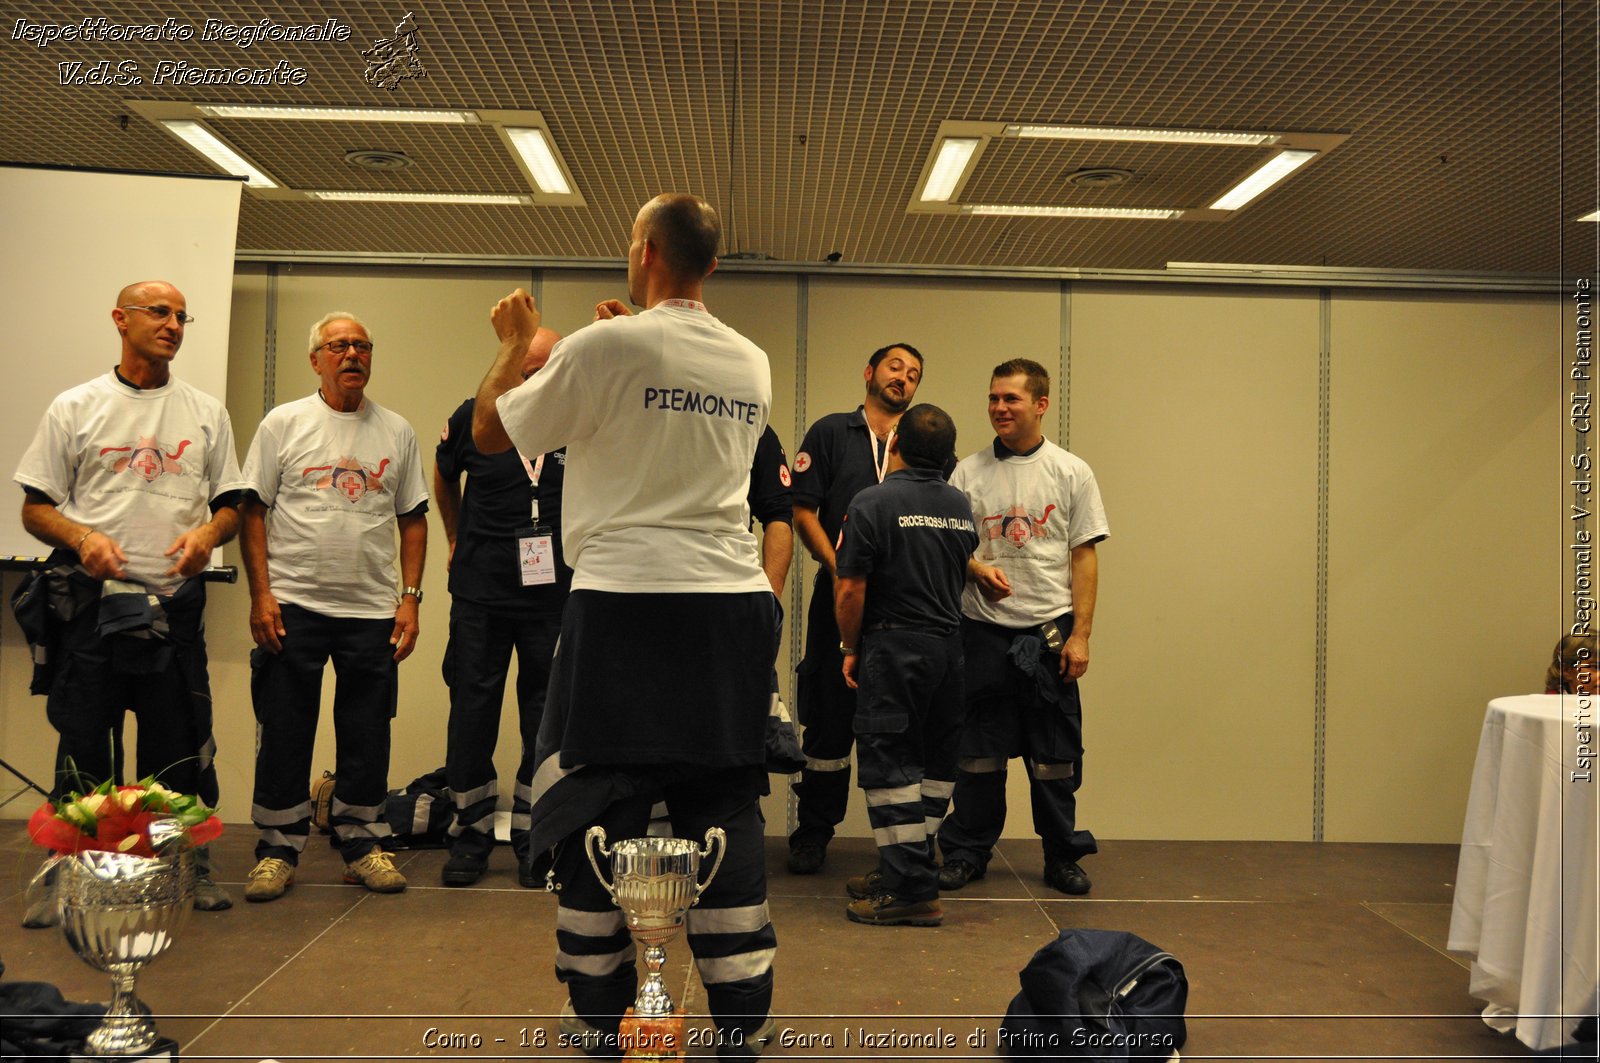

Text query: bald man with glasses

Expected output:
[14,280,247,917]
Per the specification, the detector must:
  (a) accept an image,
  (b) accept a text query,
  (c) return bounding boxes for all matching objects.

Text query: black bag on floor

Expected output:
[383,766,453,849]
[1001,928,1187,1060]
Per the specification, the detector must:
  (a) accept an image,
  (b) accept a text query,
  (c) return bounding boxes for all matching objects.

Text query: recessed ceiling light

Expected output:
[195,105,479,124]
[1210,149,1318,210]
[1005,124,1278,146]
[505,128,573,195]
[964,204,1183,219]
[307,191,531,205]
[921,138,981,202]
[160,120,278,188]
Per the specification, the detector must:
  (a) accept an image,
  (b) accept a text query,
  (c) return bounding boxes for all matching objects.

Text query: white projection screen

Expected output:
[0,164,243,562]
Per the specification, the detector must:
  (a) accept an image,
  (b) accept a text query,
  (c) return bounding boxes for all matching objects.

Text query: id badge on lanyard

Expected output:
[518,453,556,586]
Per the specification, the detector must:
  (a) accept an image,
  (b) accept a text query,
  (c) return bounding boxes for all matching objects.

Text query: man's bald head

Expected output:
[522,326,563,379]
[116,280,182,309]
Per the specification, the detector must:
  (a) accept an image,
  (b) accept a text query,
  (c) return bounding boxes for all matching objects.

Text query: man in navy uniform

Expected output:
[434,326,572,887]
[937,359,1108,896]
[833,404,977,926]
[786,343,927,874]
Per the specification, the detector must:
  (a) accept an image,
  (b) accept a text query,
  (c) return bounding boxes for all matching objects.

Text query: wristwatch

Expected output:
[838,641,856,656]
[402,586,424,604]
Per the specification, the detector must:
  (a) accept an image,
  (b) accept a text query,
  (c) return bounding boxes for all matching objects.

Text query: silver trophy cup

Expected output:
[585,827,726,1019]
[56,846,195,1056]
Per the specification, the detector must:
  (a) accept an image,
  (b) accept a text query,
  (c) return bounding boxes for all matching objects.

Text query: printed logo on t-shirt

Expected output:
[981,503,1057,550]
[303,455,391,504]
[99,437,194,483]
[779,463,791,487]
[793,452,812,473]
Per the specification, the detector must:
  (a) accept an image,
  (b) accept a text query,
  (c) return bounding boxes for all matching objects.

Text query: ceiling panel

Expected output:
[0,0,1593,276]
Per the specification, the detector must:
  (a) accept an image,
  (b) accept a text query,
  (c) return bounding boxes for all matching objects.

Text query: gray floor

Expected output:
[0,826,1539,1062]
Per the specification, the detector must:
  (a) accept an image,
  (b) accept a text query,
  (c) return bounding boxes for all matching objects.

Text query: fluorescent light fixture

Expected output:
[196,104,478,124]
[921,137,981,202]
[308,191,532,205]
[1005,124,1277,146]
[1578,210,1600,223]
[505,128,573,195]
[964,204,1183,220]
[160,120,278,188]
[1210,149,1318,210]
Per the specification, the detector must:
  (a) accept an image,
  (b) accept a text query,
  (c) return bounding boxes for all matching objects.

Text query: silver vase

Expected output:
[56,846,195,1056]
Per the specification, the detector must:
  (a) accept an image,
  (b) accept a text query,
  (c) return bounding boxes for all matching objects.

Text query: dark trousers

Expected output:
[854,630,964,901]
[442,599,561,860]
[791,572,855,848]
[553,767,775,1057]
[250,603,397,864]
[46,584,210,801]
[938,616,1097,869]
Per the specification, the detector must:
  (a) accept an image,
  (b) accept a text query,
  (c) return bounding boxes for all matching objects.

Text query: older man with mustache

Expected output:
[238,311,428,901]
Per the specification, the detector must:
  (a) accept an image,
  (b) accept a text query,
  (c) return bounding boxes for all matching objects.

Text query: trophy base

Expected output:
[72,1035,179,1061]
[619,1009,683,1061]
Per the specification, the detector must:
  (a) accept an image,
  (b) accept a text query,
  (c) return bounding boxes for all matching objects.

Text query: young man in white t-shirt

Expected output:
[937,359,1109,896]
[473,194,778,1060]
[14,280,247,915]
[239,312,428,902]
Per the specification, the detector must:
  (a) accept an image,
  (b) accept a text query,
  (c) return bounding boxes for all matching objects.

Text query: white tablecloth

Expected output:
[1447,694,1598,1050]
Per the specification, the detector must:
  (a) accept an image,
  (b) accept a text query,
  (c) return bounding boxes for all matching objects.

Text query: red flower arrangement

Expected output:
[28,776,223,858]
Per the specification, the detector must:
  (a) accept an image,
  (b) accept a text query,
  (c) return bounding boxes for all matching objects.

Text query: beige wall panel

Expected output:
[800,276,1062,840]
[1072,285,1320,841]
[1324,292,1561,842]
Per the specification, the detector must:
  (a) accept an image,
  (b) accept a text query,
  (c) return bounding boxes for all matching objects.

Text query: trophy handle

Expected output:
[691,827,727,905]
[583,826,617,903]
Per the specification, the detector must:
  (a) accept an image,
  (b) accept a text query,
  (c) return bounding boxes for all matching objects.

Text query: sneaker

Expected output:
[559,999,615,1057]
[519,849,553,890]
[845,891,943,927]
[845,869,882,899]
[718,1013,778,1059]
[192,874,234,911]
[1043,859,1091,895]
[786,840,826,875]
[441,852,487,887]
[343,849,406,893]
[244,857,295,903]
[191,845,232,910]
[937,858,984,891]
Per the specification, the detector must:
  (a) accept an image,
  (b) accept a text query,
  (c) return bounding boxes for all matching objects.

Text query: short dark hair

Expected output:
[869,342,924,371]
[644,194,721,277]
[895,403,956,470]
[992,358,1050,400]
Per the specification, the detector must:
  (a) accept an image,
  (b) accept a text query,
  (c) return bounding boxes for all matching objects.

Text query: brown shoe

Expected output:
[845,869,882,899]
[244,857,294,903]
[343,850,406,893]
[846,891,942,926]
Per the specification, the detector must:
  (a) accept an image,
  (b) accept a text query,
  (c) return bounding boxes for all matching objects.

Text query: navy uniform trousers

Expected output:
[937,615,1098,871]
[442,598,561,862]
[854,628,964,901]
[791,571,856,847]
[250,602,398,864]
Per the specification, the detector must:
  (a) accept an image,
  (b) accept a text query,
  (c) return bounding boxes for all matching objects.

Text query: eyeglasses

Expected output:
[317,339,374,355]
[120,305,194,326]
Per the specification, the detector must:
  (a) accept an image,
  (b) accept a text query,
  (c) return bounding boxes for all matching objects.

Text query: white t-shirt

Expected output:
[496,301,771,593]
[241,393,428,619]
[952,439,1109,627]
[14,372,247,595]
